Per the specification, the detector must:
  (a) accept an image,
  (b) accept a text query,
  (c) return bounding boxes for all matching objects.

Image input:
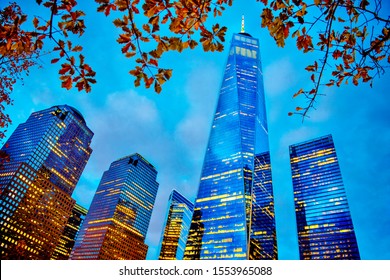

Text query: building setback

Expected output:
[158,190,194,260]
[289,134,360,259]
[184,22,277,259]
[0,105,93,259]
[70,153,159,260]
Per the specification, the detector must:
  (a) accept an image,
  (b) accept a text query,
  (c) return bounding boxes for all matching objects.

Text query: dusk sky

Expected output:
[3,1,390,260]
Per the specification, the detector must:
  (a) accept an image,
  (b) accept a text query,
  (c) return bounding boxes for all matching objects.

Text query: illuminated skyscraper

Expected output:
[51,203,88,260]
[70,153,159,260]
[289,135,360,259]
[158,190,194,260]
[0,105,93,259]
[250,152,277,259]
[184,24,276,259]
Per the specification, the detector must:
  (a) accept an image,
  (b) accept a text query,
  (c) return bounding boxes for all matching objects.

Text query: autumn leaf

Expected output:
[296,34,313,52]
[33,17,39,28]
[72,45,83,52]
[293,89,304,98]
[61,76,72,90]
[149,59,158,67]
[154,81,162,93]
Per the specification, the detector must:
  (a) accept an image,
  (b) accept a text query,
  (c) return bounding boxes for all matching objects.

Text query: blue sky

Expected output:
[3,1,390,260]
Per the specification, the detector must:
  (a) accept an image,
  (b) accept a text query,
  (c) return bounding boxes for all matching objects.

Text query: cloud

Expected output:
[264,57,298,97]
[71,89,166,202]
[174,60,220,162]
[31,84,57,106]
[81,90,165,175]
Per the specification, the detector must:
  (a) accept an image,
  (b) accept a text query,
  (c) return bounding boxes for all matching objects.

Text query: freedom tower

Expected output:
[184,20,277,260]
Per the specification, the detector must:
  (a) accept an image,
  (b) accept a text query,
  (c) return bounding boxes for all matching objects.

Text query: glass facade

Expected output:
[0,105,93,259]
[184,32,277,259]
[0,105,93,196]
[70,153,159,260]
[158,190,194,260]
[51,203,88,260]
[250,152,277,259]
[289,134,360,259]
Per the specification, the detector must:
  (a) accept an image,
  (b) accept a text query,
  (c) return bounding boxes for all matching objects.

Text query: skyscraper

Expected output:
[184,24,276,259]
[0,105,93,259]
[70,153,159,260]
[158,190,194,260]
[289,134,360,259]
[250,152,277,259]
[51,203,88,260]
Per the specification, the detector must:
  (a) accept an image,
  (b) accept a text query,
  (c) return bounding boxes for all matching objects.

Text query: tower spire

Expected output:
[241,15,245,33]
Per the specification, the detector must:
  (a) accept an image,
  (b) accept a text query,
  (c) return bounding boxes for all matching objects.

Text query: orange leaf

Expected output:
[163,69,173,80]
[284,26,290,38]
[145,77,154,88]
[149,59,158,67]
[332,50,342,59]
[143,24,151,33]
[33,17,39,28]
[59,64,71,75]
[62,76,72,90]
[72,45,83,52]
[293,89,304,98]
[296,34,313,52]
[154,81,162,94]
[305,65,316,72]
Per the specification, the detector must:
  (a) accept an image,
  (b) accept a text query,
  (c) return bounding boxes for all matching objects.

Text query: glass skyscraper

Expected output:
[51,203,88,260]
[289,134,360,259]
[184,28,276,259]
[0,105,93,259]
[158,190,194,260]
[250,152,277,259]
[70,153,159,260]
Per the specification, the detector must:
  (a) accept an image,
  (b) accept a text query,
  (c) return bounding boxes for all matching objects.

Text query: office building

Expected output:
[184,21,277,259]
[158,190,194,260]
[289,134,360,259]
[70,153,159,260]
[0,105,93,259]
[250,152,277,259]
[51,203,88,260]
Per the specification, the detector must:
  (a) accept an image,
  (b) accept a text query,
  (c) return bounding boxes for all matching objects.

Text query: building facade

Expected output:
[70,153,159,260]
[51,203,88,260]
[0,105,93,259]
[289,134,360,259]
[158,190,194,260]
[250,152,278,259]
[184,28,277,259]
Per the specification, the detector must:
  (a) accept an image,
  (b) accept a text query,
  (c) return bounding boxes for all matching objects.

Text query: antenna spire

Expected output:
[241,15,245,33]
